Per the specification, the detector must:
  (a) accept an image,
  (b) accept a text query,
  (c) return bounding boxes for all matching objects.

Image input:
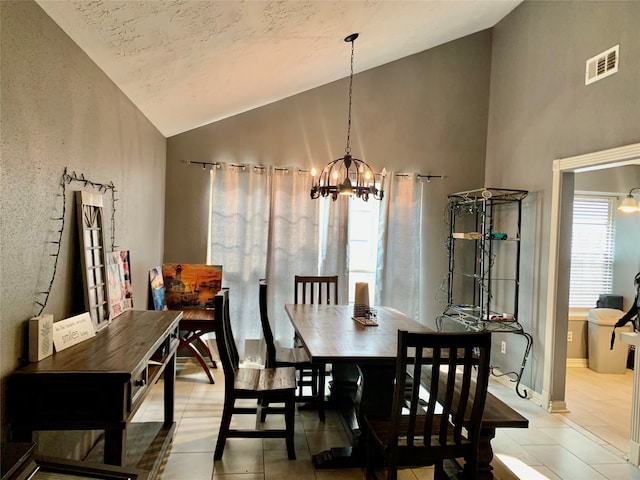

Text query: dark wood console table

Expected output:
[8,309,182,477]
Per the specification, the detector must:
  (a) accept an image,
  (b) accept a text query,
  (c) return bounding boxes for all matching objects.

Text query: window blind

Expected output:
[569,196,615,308]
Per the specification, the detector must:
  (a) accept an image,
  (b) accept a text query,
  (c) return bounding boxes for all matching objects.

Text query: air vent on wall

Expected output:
[585,45,619,85]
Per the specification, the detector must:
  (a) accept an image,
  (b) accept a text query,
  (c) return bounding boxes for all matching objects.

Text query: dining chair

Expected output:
[294,275,339,305]
[259,279,325,421]
[364,330,492,480]
[293,275,340,413]
[213,288,297,460]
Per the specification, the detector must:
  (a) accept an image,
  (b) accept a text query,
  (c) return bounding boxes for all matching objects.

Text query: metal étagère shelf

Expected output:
[437,187,532,398]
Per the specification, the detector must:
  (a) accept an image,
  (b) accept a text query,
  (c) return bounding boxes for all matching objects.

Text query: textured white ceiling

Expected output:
[36,0,522,137]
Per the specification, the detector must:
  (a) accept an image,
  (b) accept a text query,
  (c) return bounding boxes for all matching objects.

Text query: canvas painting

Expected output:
[162,263,222,310]
[149,266,167,311]
[106,250,133,318]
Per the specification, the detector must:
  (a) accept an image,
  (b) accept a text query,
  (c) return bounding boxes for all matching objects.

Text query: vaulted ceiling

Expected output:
[36,1,522,137]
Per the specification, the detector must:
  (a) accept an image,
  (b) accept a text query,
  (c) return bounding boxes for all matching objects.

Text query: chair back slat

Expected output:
[426,349,441,443]
[442,349,459,445]
[294,275,339,305]
[454,349,474,443]
[258,279,277,368]
[406,348,422,445]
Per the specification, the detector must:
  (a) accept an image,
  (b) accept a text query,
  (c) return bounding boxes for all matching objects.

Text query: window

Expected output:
[347,198,380,303]
[569,195,615,308]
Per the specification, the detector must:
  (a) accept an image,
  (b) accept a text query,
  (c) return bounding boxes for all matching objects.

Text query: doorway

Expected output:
[545,142,640,413]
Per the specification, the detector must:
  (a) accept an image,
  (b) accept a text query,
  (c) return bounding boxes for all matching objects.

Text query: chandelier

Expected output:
[310,33,385,201]
[618,187,640,213]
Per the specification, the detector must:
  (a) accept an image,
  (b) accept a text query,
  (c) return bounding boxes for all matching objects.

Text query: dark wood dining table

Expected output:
[285,303,528,480]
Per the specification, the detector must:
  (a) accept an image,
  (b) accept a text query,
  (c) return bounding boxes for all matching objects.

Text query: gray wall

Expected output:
[165,29,494,328]
[486,1,640,396]
[0,1,167,453]
[567,318,588,361]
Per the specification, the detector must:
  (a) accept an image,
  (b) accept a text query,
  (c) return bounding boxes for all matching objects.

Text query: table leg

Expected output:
[179,336,215,384]
[193,336,217,368]
[311,363,396,469]
[164,352,176,425]
[476,426,497,480]
[103,428,125,465]
[357,364,396,418]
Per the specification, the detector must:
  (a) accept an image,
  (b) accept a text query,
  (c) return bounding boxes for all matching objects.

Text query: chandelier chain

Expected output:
[345,37,355,155]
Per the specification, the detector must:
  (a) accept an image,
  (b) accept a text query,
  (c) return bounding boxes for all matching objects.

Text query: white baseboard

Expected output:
[628,440,640,467]
[489,367,545,407]
[567,358,588,368]
[548,399,569,413]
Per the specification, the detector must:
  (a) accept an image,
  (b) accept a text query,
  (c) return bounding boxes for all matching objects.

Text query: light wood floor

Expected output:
[564,366,633,453]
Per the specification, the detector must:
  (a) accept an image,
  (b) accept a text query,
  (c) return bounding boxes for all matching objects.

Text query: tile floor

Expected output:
[490,366,640,480]
[133,356,640,480]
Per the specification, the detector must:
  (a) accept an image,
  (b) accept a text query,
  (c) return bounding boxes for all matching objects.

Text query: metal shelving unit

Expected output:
[437,188,533,398]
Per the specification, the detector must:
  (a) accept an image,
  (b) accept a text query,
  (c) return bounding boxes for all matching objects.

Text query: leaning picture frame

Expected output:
[106,250,133,318]
[161,263,222,310]
[149,265,167,311]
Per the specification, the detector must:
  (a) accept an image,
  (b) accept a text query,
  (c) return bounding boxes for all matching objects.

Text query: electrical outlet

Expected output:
[501,341,506,354]
[567,331,573,342]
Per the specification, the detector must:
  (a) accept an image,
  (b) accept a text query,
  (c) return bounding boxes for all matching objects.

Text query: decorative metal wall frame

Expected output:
[35,168,118,319]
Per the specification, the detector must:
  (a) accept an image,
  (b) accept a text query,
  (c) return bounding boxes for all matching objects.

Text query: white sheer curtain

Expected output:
[266,169,348,347]
[376,173,424,321]
[209,164,271,357]
[208,164,348,357]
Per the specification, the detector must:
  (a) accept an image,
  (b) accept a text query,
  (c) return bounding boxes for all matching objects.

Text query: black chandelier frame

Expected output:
[310,33,385,202]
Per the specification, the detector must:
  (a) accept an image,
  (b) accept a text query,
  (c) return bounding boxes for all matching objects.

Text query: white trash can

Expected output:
[587,308,631,374]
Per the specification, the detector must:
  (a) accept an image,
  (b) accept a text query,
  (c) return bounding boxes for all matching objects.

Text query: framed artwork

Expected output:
[106,250,133,318]
[149,266,167,311]
[161,264,222,310]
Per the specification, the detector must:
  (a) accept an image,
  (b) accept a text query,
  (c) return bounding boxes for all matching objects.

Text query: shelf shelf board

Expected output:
[439,309,523,333]
[85,422,175,479]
